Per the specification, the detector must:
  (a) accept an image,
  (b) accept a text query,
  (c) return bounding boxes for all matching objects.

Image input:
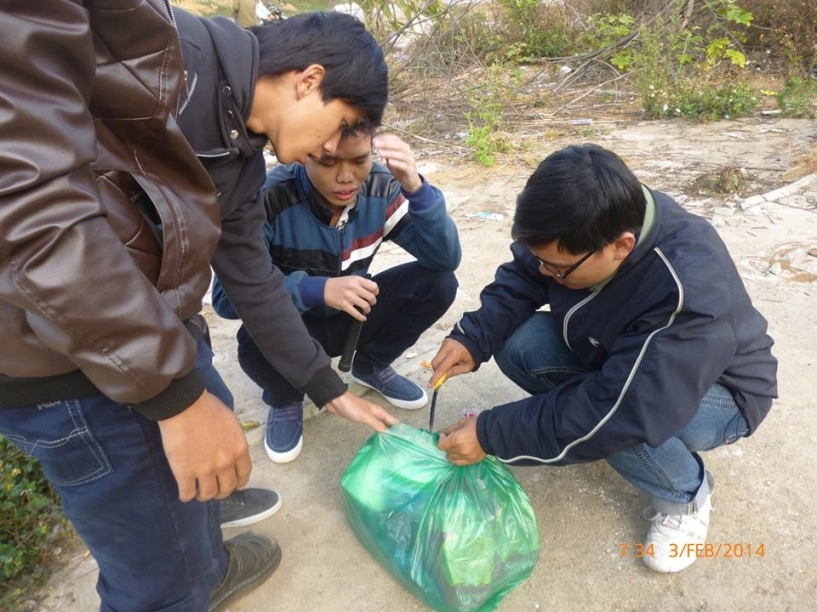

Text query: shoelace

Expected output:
[642,507,684,529]
[272,403,302,423]
[367,366,397,386]
[222,491,246,507]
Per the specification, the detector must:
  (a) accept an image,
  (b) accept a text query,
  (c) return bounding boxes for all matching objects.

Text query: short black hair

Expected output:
[512,144,645,253]
[250,12,388,128]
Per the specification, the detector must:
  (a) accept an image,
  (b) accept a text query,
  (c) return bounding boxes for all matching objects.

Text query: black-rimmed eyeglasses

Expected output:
[533,249,597,280]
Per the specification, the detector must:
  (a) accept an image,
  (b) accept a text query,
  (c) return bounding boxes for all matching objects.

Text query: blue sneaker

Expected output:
[264,402,303,463]
[351,364,428,410]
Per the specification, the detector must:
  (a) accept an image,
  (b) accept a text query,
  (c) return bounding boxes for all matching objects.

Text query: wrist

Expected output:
[402,176,423,194]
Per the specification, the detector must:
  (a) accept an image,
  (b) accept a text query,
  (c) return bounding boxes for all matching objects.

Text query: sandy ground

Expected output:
[36,116,817,611]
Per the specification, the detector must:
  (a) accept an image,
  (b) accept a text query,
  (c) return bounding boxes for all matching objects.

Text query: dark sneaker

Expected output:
[219,488,282,528]
[351,364,428,410]
[208,533,281,612]
[264,402,303,463]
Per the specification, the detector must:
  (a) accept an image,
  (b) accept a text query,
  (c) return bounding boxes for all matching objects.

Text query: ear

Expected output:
[612,231,636,260]
[295,64,326,100]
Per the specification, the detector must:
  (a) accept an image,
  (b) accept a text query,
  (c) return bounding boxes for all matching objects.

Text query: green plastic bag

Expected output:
[341,423,539,612]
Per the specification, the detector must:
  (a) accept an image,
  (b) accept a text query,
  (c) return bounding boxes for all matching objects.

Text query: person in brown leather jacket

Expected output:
[0,2,393,610]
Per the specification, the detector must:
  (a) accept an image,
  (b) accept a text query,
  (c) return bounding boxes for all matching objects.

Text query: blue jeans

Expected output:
[238,262,458,407]
[0,338,230,611]
[495,312,749,515]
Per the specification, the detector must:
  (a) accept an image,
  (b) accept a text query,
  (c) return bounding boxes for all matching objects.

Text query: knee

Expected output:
[435,270,459,307]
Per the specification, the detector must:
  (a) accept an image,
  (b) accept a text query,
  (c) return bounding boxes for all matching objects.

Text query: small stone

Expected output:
[768,261,783,275]
[739,195,766,210]
[807,248,817,258]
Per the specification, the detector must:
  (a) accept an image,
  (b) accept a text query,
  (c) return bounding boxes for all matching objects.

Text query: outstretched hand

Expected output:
[324,390,399,432]
[372,133,422,193]
[157,391,252,502]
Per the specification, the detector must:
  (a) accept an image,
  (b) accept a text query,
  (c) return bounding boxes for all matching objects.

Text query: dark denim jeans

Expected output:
[237,262,458,407]
[494,312,749,514]
[0,338,230,611]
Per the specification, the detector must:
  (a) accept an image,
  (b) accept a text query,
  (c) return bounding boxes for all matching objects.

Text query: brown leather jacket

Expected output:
[0,0,221,420]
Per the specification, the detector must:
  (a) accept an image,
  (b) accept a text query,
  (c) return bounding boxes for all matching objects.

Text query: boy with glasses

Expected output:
[428,143,777,574]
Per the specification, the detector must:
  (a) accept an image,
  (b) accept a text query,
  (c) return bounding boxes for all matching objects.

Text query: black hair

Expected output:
[250,12,388,127]
[512,144,645,253]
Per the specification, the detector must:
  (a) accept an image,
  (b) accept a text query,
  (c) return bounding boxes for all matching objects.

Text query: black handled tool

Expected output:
[338,313,363,373]
[338,274,372,373]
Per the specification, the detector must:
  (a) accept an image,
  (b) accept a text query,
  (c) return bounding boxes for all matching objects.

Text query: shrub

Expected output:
[776,77,817,119]
[1,436,66,609]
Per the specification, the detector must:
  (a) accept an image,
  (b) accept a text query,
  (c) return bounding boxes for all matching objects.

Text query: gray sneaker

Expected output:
[219,488,282,528]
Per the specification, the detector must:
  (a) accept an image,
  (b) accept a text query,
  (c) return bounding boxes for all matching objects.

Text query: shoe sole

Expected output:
[208,540,282,612]
[220,494,283,529]
[350,375,428,410]
[264,434,303,464]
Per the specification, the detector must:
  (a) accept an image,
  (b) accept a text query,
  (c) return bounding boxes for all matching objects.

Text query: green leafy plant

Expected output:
[776,77,817,118]
[1,437,67,609]
[463,68,514,165]
[492,0,574,62]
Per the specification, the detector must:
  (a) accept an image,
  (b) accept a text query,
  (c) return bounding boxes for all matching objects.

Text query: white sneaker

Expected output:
[641,493,712,573]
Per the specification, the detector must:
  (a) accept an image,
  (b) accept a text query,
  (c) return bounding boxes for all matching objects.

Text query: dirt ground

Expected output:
[36,115,817,611]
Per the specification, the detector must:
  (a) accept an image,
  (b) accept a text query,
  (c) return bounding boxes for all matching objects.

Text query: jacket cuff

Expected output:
[447,330,484,372]
[404,179,434,211]
[130,369,207,421]
[302,364,347,408]
[475,411,494,455]
[299,276,328,309]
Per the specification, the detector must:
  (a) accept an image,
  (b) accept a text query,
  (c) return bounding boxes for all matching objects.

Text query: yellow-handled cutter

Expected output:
[422,361,447,433]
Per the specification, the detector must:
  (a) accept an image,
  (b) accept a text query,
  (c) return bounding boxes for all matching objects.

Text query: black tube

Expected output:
[338,313,363,373]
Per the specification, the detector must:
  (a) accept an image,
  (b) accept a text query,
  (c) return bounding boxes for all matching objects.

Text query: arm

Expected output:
[374,134,461,271]
[0,3,203,412]
[1,2,250,500]
[476,283,738,466]
[450,242,548,366]
[211,182,348,408]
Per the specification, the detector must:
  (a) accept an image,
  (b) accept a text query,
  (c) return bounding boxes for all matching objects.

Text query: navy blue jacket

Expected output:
[174,9,346,407]
[453,189,777,466]
[212,163,461,319]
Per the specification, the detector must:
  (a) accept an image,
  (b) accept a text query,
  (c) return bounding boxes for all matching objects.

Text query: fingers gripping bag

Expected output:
[340,423,539,612]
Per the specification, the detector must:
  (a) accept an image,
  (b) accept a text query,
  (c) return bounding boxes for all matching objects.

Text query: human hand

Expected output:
[325,276,379,320]
[428,338,476,388]
[324,391,399,432]
[157,391,252,502]
[438,417,486,465]
[372,133,422,193]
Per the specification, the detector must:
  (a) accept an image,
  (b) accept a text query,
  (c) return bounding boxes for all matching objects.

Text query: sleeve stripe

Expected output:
[383,195,408,238]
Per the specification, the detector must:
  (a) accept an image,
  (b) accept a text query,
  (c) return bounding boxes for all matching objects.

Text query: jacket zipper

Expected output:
[562,292,597,352]
[336,220,347,276]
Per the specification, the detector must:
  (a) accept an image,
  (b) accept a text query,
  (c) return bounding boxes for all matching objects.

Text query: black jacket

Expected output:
[174,9,346,407]
[452,189,778,465]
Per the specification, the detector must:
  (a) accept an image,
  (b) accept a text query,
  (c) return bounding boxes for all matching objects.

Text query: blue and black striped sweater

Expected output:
[212,162,461,319]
